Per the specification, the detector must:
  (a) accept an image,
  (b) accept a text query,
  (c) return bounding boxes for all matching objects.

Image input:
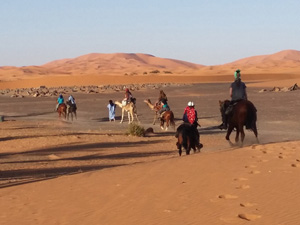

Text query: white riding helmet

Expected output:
[188,101,194,106]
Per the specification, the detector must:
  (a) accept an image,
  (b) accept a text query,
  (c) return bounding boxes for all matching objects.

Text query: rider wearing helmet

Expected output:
[182,101,200,145]
[183,101,198,127]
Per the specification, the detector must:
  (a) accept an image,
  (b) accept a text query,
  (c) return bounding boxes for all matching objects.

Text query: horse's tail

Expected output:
[246,101,257,130]
[170,111,175,130]
[181,129,189,150]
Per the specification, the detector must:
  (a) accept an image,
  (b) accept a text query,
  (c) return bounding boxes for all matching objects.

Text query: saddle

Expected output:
[225,100,241,115]
[160,111,166,117]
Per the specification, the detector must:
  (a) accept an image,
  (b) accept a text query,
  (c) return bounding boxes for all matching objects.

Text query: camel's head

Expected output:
[144,99,151,104]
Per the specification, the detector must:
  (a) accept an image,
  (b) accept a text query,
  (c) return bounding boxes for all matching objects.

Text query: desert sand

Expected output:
[1,50,300,224]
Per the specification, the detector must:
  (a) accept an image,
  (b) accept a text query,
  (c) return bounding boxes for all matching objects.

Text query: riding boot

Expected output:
[225,104,233,115]
[218,108,228,130]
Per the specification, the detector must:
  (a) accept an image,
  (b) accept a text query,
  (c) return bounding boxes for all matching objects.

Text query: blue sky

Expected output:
[1,0,299,67]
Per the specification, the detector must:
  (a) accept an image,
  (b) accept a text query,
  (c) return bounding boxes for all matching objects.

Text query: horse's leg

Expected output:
[177,135,183,156]
[74,111,77,120]
[235,127,240,143]
[179,146,182,156]
[160,118,164,130]
[225,125,234,140]
[240,127,245,143]
[226,125,235,145]
[165,118,169,131]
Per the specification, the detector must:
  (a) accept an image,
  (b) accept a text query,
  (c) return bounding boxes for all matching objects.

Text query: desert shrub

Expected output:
[127,123,145,137]
[150,70,160,74]
[163,71,172,74]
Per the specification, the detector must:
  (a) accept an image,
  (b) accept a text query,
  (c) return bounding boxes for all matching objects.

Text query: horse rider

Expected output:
[183,101,199,127]
[56,94,64,111]
[158,98,170,117]
[219,69,247,130]
[122,88,133,105]
[156,90,168,106]
[68,95,77,110]
[182,101,200,144]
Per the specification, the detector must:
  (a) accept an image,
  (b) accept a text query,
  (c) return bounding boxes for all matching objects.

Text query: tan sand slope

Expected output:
[1,120,300,225]
[1,50,300,87]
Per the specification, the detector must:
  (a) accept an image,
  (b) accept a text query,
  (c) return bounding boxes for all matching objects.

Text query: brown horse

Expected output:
[57,103,67,119]
[160,111,175,131]
[220,99,258,145]
[175,123,203,156]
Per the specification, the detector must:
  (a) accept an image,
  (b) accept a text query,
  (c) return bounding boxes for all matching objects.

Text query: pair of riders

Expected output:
[56,94,77,111]
[219,69,248,130]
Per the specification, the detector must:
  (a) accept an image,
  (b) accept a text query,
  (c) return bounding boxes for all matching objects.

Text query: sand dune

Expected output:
[1,50,300,87]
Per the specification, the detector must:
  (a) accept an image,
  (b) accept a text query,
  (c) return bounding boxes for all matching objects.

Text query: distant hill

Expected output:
[1,50,300,82]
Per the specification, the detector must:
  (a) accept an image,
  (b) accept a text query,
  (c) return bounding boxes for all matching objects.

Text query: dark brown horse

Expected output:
[175,123,203,156]
[57,103,67,119]
[66,100,77,121]
[220,99,258,145]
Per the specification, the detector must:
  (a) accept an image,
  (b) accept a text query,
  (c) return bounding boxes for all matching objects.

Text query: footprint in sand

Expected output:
[291,163,300,168]
[218,194,238,199]
[251,155,262,159]
[238,213,261,221]
[278,155,287,159]
[249,170,261,174]
[240,202,257,207]
[245,165,257,168]
[236,184,250,189]
[251,145,261,150]
[257,159,269,163]
[233,177,248,181]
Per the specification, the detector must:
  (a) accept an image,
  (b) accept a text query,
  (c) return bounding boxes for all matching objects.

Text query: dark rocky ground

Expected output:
[1,82,299,150]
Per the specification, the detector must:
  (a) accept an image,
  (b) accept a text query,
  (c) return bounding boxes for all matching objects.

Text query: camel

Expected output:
[143,99,175,130]
[143,99,162,125]
[114,100,139,124]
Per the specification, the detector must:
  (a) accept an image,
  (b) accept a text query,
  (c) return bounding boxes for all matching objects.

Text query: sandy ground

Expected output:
[1,77,300,224]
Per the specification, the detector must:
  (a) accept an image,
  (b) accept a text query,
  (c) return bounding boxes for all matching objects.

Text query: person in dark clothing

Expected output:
[219,69,247,130]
